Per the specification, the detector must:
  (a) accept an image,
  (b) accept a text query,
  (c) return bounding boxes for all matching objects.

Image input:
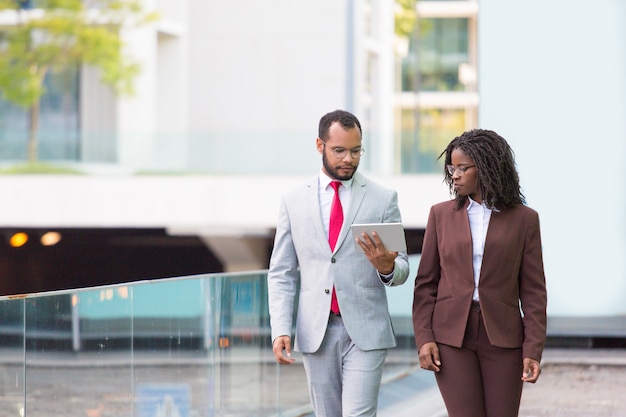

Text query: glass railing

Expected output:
[0,270,418,417]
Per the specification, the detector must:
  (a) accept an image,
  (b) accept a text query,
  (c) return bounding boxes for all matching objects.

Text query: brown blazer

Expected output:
[412,198,547,361]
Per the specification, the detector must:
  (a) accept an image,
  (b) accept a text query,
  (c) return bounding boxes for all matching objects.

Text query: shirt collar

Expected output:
[466,196,480,211]
[467,196,499,213]
[319,170,353,190]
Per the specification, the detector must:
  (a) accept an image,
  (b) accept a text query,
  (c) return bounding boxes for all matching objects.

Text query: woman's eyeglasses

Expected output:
[446,165,475,176]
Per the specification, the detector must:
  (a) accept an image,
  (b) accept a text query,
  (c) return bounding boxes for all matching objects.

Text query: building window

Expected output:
[399,107,467,173]
[0,66,80,161]
[396,2,477,174]
[406,18,469,92]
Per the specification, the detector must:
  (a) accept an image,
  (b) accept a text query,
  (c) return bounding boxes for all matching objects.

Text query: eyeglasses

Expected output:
[324,143,365,159]
[446,165,475,177]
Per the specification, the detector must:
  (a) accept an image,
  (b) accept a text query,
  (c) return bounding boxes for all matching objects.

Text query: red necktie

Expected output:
[329,181,343,315]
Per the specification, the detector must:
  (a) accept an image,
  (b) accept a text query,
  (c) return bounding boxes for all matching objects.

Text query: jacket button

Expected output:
[331,258,336,263]
[325,289,330,294]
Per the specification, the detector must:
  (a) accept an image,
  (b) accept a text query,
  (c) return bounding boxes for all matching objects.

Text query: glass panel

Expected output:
[0,67,80,161]
[400,107,466,173]
[0,270,416,416]
[0,98,27,160]
[132,277,212,416]
[24,291,133,417]
[75,287,134,417]
[402,18,469,92]
[38,66,81,160]
[0,298,25,417]
[208,273,299,416]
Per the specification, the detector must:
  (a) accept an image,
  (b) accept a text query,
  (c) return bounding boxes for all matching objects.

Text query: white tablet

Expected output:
[350,222,407,252]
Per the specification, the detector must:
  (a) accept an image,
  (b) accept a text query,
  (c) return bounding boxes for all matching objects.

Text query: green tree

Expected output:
[395,0,417,38]
[0,0,158,163]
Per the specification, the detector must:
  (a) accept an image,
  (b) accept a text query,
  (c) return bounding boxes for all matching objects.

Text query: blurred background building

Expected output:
[0,0,624,319]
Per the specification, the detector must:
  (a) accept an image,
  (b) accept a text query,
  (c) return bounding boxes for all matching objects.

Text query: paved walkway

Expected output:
[285,347,626,417]
[376,348,626,417]
[239,347,626,417]
[2,346,625,416]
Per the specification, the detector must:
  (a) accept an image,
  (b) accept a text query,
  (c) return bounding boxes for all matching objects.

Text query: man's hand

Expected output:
[418,342,441,372]
[521,357,541,383]
[355,231,397,275]
[272,335,296,365]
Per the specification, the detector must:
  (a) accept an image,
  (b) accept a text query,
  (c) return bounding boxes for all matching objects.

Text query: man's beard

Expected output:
[322,151,358,181]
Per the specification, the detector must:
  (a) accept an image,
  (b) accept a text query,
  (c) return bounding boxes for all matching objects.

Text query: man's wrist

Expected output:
[379,269,394,282]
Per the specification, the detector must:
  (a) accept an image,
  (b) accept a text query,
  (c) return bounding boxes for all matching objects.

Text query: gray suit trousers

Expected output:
[301,315,387,417]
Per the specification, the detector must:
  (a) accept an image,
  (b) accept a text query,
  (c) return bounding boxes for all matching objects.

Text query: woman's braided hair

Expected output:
[439,129,525,210]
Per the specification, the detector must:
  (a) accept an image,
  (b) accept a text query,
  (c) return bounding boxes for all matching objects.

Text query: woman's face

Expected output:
[450,148,481,203]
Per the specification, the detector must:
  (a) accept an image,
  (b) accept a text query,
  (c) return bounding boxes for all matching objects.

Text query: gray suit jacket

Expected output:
[268,172,410,353]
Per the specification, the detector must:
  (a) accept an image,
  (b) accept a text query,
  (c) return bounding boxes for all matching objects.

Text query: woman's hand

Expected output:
[419,341,441,372]
[521,357,541,383]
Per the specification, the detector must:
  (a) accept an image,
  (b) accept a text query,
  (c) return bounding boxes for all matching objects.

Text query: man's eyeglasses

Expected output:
[324,143,365,159]
[446,165,475,177]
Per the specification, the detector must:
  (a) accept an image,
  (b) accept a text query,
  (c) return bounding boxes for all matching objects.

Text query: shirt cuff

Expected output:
[379,271,394,283]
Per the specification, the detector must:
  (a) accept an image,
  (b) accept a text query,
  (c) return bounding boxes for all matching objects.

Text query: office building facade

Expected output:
[1,0,625,317]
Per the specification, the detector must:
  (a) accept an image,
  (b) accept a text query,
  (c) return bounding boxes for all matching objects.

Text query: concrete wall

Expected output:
[479,0,626,316]
[0,174,447,231]
[186,0,352,174]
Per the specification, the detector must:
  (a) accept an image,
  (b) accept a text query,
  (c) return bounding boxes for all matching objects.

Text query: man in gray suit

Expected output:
[268,109,410,417]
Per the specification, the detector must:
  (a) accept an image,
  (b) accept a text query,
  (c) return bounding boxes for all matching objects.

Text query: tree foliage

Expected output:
[395,0,418,38]
[0,0,159,162]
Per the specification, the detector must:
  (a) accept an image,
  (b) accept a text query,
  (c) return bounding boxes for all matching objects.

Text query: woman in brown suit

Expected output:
[412,129,547,417]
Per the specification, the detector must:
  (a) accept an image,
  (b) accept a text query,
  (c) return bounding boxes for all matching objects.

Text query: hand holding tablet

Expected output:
[350,222,407,252]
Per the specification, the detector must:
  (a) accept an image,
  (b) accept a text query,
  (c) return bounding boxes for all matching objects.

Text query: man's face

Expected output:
[317,122,363,181]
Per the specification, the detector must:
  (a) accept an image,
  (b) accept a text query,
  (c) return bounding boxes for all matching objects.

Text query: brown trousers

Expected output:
[435,302,524,417]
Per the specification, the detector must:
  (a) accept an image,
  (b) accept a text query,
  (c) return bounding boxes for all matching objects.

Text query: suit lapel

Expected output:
[452,199,475,284]
[334,173,366,253]
[306,176,329,251]
[480,208,506,282]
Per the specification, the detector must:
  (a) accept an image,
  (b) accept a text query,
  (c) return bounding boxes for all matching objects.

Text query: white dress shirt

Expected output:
[467,197,493,301]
